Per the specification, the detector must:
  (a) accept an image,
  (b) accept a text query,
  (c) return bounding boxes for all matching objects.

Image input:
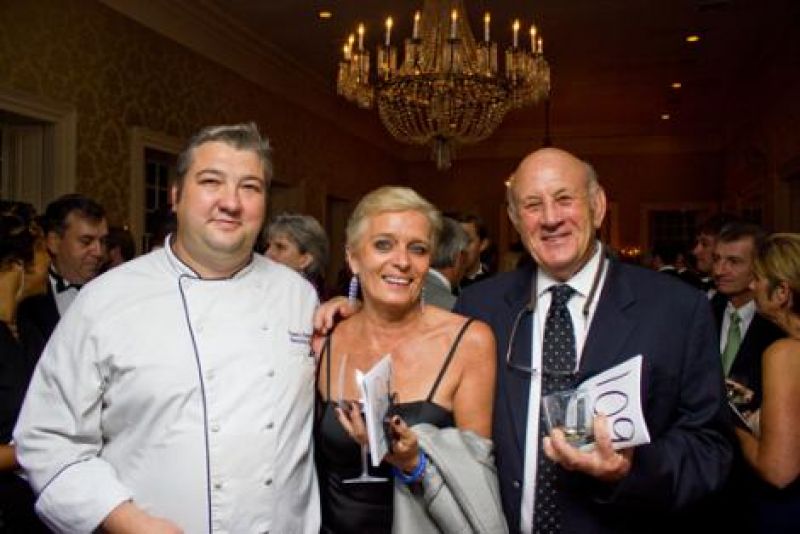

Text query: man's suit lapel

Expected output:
[579,261,637,380]
[500,266,535,458]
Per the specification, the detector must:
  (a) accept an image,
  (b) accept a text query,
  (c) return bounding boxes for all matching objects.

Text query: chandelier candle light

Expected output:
[336,0,551,170]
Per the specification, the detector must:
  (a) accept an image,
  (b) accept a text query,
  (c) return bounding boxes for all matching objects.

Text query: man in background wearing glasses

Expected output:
[455,147,731,533]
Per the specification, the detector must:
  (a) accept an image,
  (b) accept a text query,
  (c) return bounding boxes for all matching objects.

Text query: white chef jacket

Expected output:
[14,242,320,534]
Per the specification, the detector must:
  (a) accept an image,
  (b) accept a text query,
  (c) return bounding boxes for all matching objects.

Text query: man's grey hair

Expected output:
[506,160,600,221]
[174,122,272,198]
[431,217,469,269]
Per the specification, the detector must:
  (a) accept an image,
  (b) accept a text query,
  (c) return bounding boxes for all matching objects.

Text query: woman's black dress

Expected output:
[315,319,473,533]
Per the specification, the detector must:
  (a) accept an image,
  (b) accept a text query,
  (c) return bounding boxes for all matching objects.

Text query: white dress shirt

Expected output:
[48,271,79,316]
[520,243,608,533]
[15,242,320,534]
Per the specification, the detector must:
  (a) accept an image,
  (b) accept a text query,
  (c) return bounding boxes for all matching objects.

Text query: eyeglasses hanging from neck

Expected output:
[505,244,608,377]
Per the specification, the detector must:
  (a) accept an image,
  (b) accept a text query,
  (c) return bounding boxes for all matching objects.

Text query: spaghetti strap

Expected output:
[317,335,332,399]
[426,318,475,402]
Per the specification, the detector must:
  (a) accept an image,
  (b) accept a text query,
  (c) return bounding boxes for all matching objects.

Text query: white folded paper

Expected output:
[575,354,651,451]
[357,354,392,466]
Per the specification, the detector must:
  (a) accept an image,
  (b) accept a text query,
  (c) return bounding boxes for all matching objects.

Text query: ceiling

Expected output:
[202,0,796,161]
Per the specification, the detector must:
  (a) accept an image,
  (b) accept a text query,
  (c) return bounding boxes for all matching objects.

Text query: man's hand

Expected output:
[725,378,754,406]
[542,414,633,482]
[313,296,361,335]
[101,501,182,534]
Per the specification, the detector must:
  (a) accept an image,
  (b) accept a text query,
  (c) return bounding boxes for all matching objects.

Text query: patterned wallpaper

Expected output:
[0,0,398,224]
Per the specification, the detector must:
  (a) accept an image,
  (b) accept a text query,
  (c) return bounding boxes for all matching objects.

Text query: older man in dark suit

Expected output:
[455,148,732,533]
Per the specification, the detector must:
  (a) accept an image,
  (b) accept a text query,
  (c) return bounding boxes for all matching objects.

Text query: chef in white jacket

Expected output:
[14,122,320,534]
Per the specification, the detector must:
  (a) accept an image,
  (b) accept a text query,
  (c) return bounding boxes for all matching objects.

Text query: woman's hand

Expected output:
[313,296,361,335]
[384,416,421,473]
[334,401,369,446]
[726,378,754,405]
[334,408,420,473]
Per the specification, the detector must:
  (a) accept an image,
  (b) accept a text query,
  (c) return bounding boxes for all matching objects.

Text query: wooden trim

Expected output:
[129,127,184,254]
[0,85,76,198]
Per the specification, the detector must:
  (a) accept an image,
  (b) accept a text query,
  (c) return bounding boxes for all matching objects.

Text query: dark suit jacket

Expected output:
[16,286,60,365]
[455,260,733,533]
[710,293,785,408]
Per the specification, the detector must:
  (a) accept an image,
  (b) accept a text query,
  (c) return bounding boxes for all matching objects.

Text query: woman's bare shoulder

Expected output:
[764,337,799,358]
[764,337,800,369]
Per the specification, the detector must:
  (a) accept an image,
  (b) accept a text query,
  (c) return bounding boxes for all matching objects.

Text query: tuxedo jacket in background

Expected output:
[455,260,732,533]
[710,292,785,408]
[16,285,60,365]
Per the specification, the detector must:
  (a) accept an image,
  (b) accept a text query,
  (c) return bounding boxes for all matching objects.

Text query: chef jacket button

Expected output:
[264,478,273,486]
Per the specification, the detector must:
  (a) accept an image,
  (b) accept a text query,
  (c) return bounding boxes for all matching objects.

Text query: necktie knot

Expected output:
[550,284,575,307]
[730,311,741,326]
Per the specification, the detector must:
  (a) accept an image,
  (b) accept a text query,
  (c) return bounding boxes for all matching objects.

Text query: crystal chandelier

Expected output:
[337,0,551,170]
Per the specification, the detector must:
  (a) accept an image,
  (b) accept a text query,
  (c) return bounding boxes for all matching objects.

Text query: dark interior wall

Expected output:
[587,151,723,246]
[719,15,800,231]
[403,150,724,254]
[0,0,399,225]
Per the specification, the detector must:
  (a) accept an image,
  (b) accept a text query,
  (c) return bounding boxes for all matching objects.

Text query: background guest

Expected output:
[17,194,108,353]
[0,201,50,532]
[265,212,329,296]
[423,216,469,311]
[692,212,741,296]
[712,221,784,409]
[449,212,491,290]
[734,232,800,533]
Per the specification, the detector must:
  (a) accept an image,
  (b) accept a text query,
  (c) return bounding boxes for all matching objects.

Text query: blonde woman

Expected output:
[314,186,504,533]
[735,233,800,533]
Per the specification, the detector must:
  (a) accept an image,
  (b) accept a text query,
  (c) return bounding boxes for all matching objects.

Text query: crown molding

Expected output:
[99,0,395,154]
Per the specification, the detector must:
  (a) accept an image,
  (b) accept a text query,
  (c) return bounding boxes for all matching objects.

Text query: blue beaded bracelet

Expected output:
[392,451,428,485]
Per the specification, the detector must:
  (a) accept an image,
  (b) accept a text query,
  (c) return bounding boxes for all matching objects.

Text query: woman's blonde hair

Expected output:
[345,186,442,250]
[753,233,800,315]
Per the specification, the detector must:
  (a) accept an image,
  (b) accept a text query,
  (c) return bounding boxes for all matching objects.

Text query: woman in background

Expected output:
[735,232,800,533]
[265,213,329,296]
[0,201,50,532]
[314,186,502,533]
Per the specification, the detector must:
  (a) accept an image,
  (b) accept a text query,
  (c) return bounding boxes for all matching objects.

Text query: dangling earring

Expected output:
[420,284,426,312]
[348,274,359,307]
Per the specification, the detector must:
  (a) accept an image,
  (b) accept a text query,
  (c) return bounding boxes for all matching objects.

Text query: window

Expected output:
[649,210,699,252]
[142,148,177,252]
[128,127,183,255]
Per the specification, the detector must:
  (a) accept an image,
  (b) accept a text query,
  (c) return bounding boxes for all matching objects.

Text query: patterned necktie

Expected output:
[721,311,741,375]
[535,284,577,534]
